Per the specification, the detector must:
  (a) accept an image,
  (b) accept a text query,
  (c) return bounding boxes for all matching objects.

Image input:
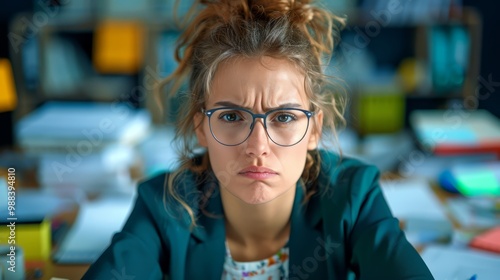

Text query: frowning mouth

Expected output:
[238,166,278,180]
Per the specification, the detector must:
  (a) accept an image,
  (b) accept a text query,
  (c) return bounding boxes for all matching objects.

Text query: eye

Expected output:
[274,112,297,123]
[219,112,242,122]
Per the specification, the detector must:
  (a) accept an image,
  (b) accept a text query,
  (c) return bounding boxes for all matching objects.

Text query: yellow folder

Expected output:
[0,219,51,261]
[0,59,17,113]
[93,21,145,74]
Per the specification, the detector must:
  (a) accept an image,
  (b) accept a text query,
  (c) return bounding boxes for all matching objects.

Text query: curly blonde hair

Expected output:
[157,0,346,227]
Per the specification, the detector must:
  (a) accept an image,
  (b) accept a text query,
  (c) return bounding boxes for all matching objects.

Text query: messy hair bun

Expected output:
[159,0,346,227]
[164,0,345,92]
[250,0,341,62]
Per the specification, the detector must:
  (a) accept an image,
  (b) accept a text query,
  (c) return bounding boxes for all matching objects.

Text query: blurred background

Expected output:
[0,0,499,279]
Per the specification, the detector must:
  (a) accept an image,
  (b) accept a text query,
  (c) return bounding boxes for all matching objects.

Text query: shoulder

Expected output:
[129,172,170,225]
[136,172,169,197]
[134,170,200,225]
[314,150,388,236]
[317,149,381,200]
[318,150,380,187]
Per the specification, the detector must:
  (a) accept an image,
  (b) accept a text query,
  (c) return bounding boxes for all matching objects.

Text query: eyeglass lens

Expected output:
[208,108,310,146]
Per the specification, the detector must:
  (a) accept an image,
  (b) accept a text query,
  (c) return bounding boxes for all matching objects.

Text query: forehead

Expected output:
[207,56,309,109]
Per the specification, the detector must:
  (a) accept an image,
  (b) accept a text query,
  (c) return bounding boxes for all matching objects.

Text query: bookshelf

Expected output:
[7,0,482,128]
[337,3,482,134]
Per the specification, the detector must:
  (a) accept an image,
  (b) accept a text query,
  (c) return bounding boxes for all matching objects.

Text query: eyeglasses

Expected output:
[202,107,315,147]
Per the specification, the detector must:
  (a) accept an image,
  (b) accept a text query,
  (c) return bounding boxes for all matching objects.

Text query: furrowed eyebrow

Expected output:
[213,101,303,111]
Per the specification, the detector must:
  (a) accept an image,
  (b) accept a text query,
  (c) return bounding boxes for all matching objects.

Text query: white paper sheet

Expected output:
[381,178,449,221]
[421,245,500,280]
[380,178,453,245]
[54,194,135,263]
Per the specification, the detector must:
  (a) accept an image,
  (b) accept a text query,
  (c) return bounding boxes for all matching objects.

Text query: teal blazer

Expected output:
[83,151,434,279]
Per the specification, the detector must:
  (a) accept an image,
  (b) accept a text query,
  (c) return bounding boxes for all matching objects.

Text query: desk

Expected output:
[25,261,89,280]
[49,264,89,280]
[380,174,498,253]
[24,206,91,280]
[34,193,137,279]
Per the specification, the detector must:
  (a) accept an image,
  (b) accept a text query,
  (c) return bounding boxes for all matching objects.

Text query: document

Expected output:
[421,245,500,279]
[381,178,453,245]
[53,194,135,263]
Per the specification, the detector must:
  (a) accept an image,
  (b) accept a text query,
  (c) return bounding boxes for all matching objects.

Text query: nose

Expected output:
[244,119,270,158]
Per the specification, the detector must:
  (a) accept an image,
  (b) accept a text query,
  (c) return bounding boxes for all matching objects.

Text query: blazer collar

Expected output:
[185,175,326,279]
[191,179,225,242]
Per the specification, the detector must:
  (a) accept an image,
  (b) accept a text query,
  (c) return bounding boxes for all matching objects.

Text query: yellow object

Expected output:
[356,89,405,134]
[0,59,17,113]
[398,58,424,93]
[0,219,51,260]
[93,21,145,74]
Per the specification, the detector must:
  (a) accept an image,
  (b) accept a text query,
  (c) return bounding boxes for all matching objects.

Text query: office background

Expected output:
[0,0,499,279]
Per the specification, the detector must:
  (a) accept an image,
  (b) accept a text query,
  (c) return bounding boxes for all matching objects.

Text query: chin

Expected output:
[242,194,274,205]
[230,184,277,205]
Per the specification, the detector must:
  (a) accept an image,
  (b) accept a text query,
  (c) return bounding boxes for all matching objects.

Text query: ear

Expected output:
[307,110,323,150]
[194,112,208,147]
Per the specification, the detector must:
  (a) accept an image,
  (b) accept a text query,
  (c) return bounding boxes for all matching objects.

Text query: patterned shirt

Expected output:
[221,241,289,280]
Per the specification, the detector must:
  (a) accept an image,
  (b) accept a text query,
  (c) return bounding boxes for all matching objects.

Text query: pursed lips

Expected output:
[238,166,278,179]
[239,166,277,174]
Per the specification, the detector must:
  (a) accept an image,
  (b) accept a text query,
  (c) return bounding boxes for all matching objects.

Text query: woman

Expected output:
[84,0,434,279]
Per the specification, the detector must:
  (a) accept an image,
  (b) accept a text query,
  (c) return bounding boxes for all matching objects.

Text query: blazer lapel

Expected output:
[185,180,226,280]
[288,182,328,279]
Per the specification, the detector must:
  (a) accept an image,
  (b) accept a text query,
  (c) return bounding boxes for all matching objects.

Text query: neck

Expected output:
[220,185,296,246]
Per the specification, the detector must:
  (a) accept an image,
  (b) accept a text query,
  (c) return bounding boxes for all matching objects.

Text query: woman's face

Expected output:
[195,56,322,205]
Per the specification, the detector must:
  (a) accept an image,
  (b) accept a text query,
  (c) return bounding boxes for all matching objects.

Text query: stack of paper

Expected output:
[16,101,151,194]
[17,102,150,150]
[381,178,453,246]
[37,144,136,195]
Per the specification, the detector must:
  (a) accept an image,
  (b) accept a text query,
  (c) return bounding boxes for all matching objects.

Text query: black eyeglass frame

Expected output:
[202,106,315,147]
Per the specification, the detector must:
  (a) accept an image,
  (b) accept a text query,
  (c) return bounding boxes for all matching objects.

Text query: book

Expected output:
[93,20,145,74]
[410,110,500,157]
[470,226,500,254]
